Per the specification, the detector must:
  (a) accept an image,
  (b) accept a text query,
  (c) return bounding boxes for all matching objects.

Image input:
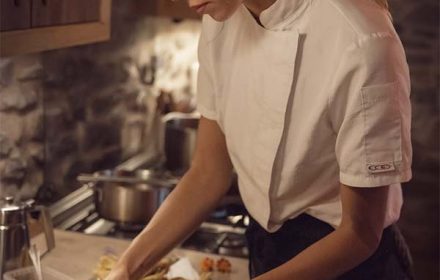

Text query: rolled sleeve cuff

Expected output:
[340,169,412,188]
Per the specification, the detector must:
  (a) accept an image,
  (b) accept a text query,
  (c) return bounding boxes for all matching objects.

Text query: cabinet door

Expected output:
[32,0,100,28]
[157,1,199,19]
[135,0,200,19]
[0,0,31,31]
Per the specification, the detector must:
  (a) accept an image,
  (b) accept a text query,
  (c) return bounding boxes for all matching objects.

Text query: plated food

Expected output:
[216,258,232,273]
[200,257,231,273]
[93,254,232,280]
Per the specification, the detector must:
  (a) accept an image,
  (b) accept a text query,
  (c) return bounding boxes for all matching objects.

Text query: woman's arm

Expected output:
[106,117,233,279]
[254,183,389,280]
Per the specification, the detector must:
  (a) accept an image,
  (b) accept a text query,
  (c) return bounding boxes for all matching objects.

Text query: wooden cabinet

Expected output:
[0,0,32,31]
[0,0,111,57]
[134,0,200,20]
[32,0,101,27]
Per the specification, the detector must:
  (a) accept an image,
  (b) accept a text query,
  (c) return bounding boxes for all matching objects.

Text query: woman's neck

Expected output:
[244,0,277,20]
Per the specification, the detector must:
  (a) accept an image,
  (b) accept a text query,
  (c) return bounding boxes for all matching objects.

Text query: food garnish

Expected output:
[200,257,215,272]
[216,258,232,273]
[94,254,233,280]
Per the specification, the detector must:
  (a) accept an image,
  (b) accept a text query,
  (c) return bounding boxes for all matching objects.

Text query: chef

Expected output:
[107,0,413,279]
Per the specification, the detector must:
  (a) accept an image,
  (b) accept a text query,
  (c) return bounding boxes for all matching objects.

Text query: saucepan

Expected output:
[77,169,178,225]
[163,112,200,176]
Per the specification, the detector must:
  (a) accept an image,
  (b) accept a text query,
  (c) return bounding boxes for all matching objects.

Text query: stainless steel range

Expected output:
[49,184,250,259]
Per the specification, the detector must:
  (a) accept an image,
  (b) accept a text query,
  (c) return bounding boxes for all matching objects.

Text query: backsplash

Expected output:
[0,56,44,199]
[0,0,201,201]
[388,0,439,278]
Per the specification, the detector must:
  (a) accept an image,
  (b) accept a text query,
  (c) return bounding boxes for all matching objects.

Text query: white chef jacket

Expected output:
[196,0,412,232]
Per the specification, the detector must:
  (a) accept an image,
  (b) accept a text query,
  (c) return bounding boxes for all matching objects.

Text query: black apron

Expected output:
[245,214,415,279]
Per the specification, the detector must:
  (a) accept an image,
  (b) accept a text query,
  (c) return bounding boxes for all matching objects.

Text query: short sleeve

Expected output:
[329,33,412,188]
[196,23,217,120]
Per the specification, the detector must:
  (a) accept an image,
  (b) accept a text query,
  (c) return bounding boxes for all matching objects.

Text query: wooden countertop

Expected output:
[41,230,250,280]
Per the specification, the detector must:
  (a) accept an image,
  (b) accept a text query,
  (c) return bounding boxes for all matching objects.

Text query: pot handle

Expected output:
[28,205,55,253]
[77,174,100,184]
[78,180,101,201]
[82,181,100,201]
[33,205,56,251]
[84,182,96,189]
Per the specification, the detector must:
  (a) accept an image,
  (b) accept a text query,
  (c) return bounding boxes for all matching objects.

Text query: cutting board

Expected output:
[41,230,249,280]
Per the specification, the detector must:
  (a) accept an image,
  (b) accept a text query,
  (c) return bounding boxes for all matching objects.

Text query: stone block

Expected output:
[0,182,19,197]
[83,120,122,151]
[45,133,78,159]
[0,84,38,112]
[89,90,126,117]
[48,56,95,88]
[0,58,14,87]
[100,60,132,85]
[63,88,89,121]
[84,146,122,171]
[19,170,43,199]
[15,55,45,81]
[1,158,27,182]
[0,133,13,158]
[0,113,25,143]
[24,109,44,141]
[26,142,45,164]
[65,160,92,182]
[0,160,5,176]
[18,183,37,200]
[44,107,75,139]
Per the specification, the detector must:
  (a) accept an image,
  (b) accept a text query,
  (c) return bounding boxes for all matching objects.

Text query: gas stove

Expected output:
[49,185,249,258]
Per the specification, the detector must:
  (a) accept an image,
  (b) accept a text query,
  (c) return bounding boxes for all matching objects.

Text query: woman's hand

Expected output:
[103,117,233,279]
[104,263,129,280]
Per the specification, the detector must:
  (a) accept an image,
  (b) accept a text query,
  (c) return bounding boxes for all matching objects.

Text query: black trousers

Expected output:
[245,214,415,279]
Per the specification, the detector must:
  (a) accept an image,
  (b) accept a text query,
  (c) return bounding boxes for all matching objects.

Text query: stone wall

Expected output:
[0,56,45,200]
[0,0,201,201]
[389,0,439,279]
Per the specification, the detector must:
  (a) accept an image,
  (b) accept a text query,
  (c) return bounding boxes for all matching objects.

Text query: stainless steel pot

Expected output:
[78,169,176,225]
[0,197,55,277]
[163,112,199,175]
